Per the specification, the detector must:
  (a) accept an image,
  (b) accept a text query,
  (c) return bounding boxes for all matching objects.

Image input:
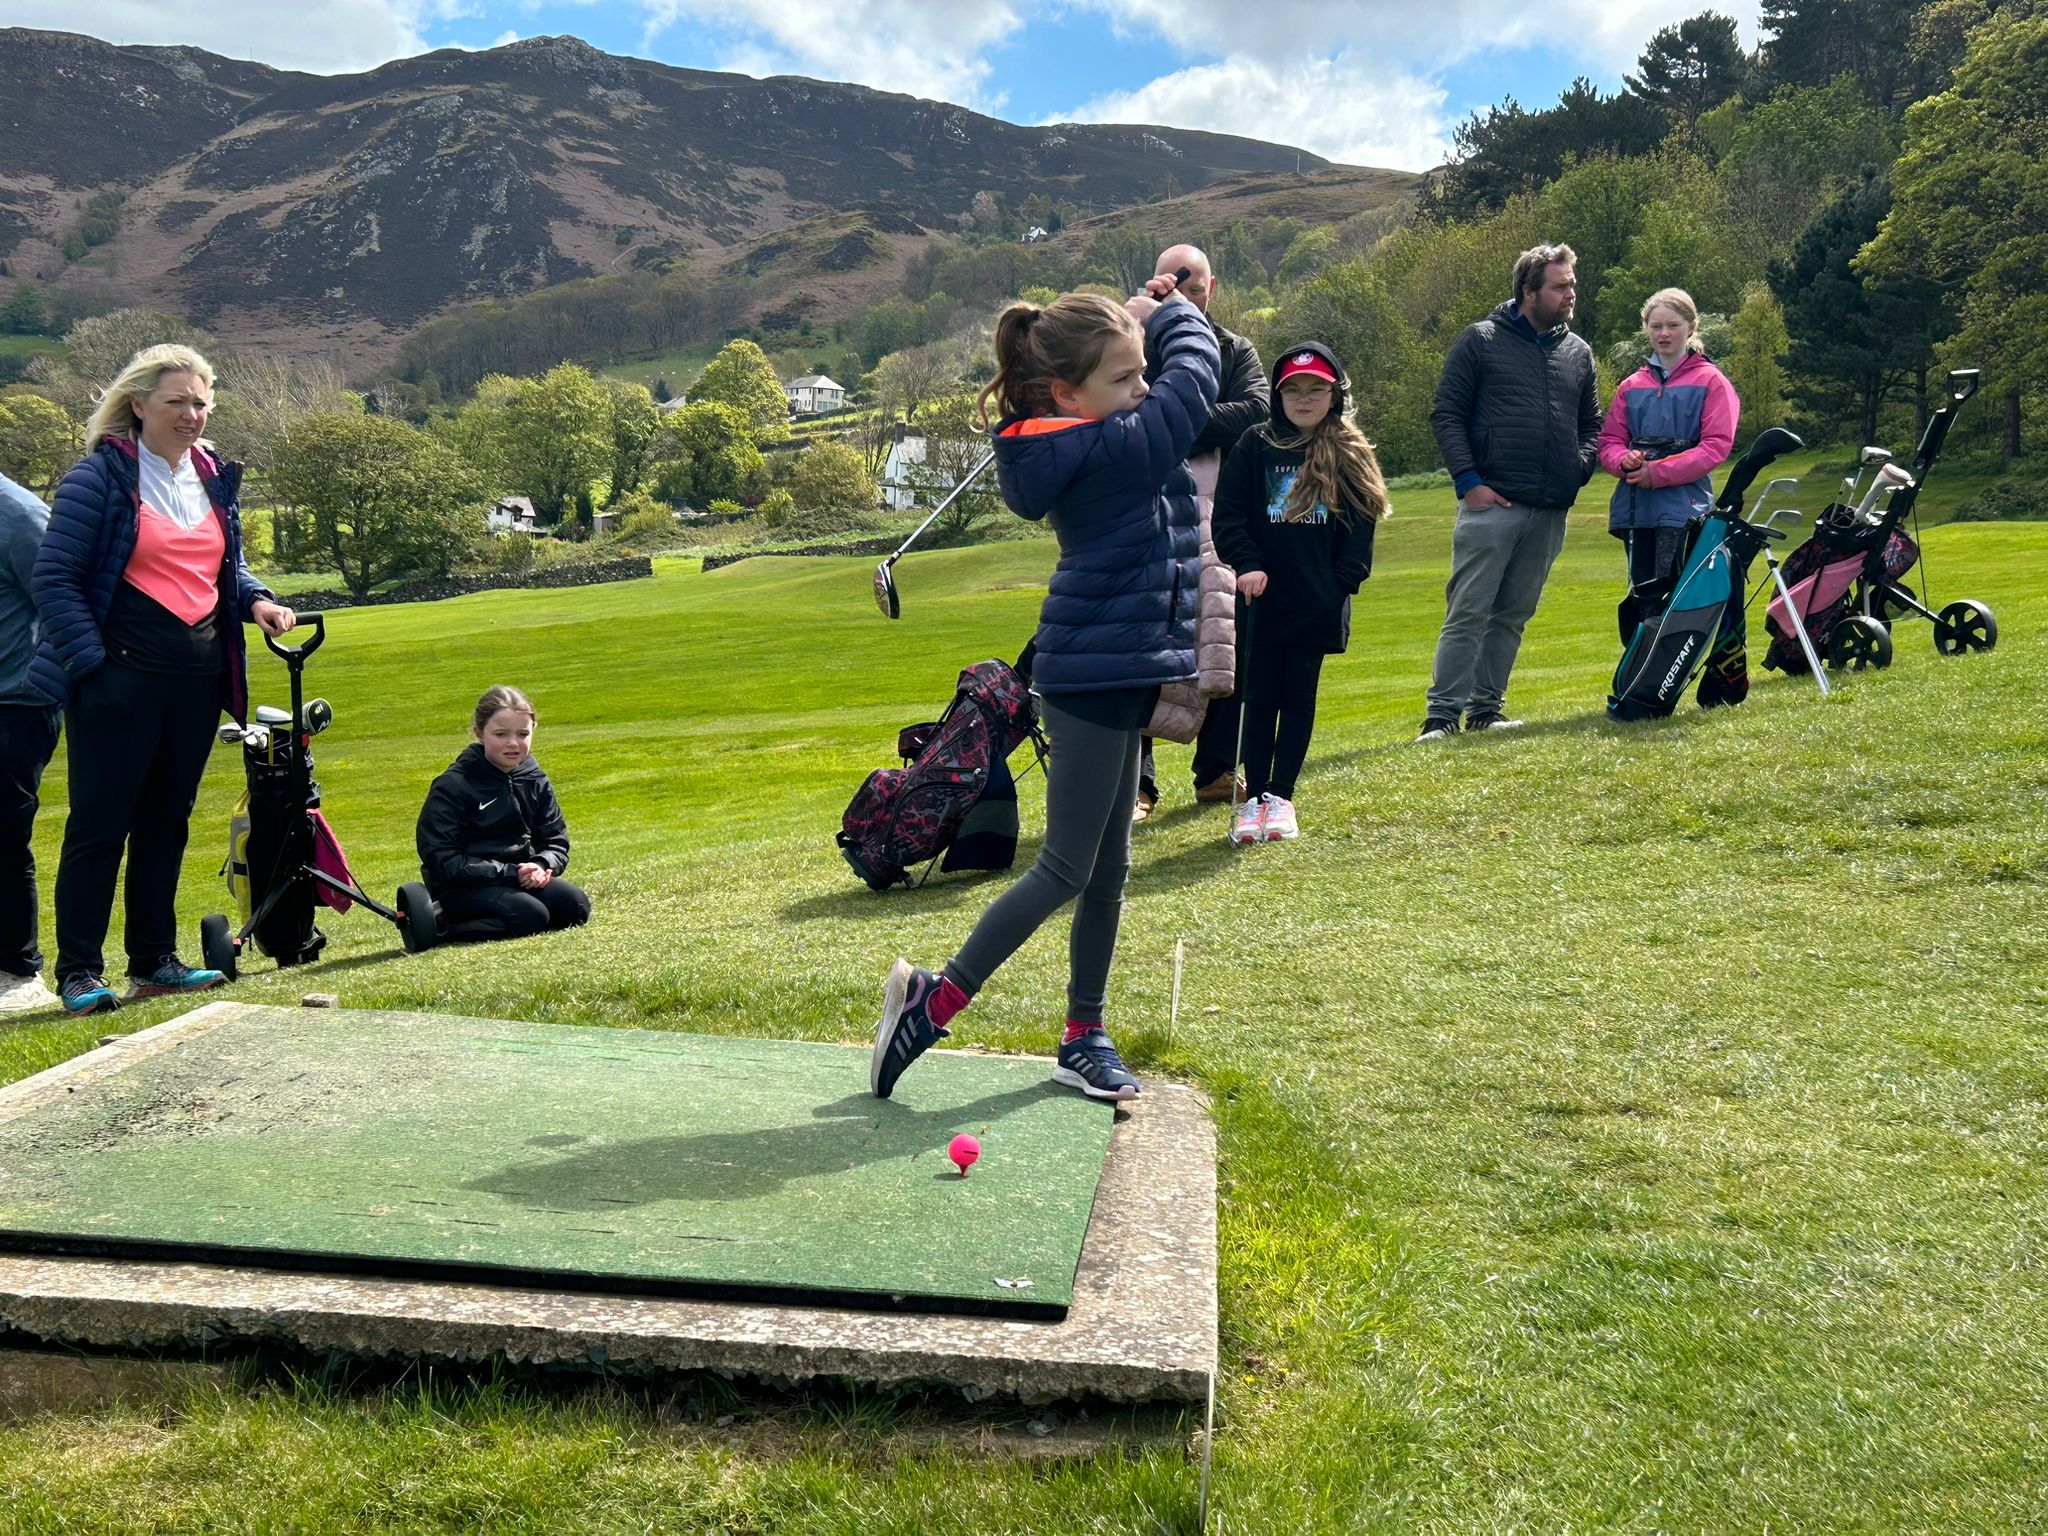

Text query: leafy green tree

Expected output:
[502,363,612,525]
[1757,0,1926,106]
[601,379,661,506]
[1082,225,1160,296]
[436,372,520,495]
[689,339,790,442]
[873,342,961,429]
[0,392,80,494]
[651,400,767,507]
[1532,151,1695,348]
[904,395,1003,542]
[1862,3,2047,458]
[273,413,484,598]
[786,439,880,535]
[1774,174,1948,446]
[1718,78,1900,239]
[1274,227,1340,290]
[1418,78,1666,223]
[1627,10,1747,140]
[1,283,45,336]
[1725,282,1792,433]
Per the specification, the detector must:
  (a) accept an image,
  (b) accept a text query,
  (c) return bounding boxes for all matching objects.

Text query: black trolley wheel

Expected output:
[199,912,239,981]
[1933,599,1998,655]
[397,882,441,954]
[1826,615,1893,672]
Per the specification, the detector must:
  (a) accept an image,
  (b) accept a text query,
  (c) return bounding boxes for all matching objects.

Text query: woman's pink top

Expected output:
[126,500,225,623]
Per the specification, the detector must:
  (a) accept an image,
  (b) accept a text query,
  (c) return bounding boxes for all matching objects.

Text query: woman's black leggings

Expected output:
[55,662,220,982]
[438,879,591,943]
[1241,641,1326,801]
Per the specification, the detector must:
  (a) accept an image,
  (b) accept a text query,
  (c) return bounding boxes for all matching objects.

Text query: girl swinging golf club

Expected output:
[871,277,1219,1103]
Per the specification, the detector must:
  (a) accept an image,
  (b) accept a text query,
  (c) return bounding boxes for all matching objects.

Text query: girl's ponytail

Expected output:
[976,303,1043,429]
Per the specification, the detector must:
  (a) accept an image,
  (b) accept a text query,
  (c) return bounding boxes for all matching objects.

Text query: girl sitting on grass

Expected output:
[1211,341,1387,845]
[870,279,1220,1103]
[414,686,590,945]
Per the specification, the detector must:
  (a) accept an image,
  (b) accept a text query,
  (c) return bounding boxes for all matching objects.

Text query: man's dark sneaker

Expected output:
[872,959,949,1099]
[60,975,119,1015]
[126,958,226,1000]
[1052,1028,1141,1102]
[1464,713,1525,732]
[1415,716,1460,742]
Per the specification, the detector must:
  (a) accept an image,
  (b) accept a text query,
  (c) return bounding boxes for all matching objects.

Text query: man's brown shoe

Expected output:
[1132,784,1159,824]
[1194,771,1243,804]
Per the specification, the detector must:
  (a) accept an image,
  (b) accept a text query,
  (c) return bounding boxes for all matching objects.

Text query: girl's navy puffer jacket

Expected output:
[31,436,271,722]
[991,299,1219,694]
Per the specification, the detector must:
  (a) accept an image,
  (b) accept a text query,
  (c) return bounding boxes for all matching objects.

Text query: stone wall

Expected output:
[700,537,899,573]
[279,557,654,611]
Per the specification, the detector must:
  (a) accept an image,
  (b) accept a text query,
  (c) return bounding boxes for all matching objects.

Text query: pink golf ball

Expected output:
[948,1133,981,1176]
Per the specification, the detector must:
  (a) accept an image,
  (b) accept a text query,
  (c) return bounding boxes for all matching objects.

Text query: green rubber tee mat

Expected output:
[0,1007,1116,1320]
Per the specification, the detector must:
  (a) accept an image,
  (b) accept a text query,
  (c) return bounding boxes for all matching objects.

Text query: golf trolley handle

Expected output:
[264,611,325,664]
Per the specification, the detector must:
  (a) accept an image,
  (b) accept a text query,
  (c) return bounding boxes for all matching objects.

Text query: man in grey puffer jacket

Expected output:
[1419,242,1600,738]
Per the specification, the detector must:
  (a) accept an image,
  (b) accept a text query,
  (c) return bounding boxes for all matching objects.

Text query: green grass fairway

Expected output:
[3,484,2045,1532]
[0,1006,1109,1318]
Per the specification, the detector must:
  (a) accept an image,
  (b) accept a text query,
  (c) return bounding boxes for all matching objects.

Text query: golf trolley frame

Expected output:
[200,615,407,979]
[1800,369,2000,672]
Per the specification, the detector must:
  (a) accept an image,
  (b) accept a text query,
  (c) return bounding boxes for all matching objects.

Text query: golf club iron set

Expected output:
[219,697,334,753]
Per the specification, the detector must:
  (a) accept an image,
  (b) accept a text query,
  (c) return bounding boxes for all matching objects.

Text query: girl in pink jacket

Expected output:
[1597,288,1741,638]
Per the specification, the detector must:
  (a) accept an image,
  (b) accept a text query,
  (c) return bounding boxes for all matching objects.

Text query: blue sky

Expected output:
[20,1,1764,171]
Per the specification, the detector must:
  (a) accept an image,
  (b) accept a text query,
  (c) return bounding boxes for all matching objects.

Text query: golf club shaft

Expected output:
[1766,556,1830,696]
[882,451,997,568]
[1230,600,1255,817]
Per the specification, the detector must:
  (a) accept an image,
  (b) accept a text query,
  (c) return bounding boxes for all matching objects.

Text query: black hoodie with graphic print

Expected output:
[1211,340,1378,655]
[416,742,571,893]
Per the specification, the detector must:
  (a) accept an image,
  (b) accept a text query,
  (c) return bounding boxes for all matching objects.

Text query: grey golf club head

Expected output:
[1748,474,1801,522]
[873,558,901,619]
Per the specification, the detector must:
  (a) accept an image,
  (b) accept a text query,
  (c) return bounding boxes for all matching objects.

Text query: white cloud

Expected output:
[8,0,473,74]
[1071,1,1763,75]
[634,0,1024,110]
[491,29,520,46]
[1054,54,1449,170]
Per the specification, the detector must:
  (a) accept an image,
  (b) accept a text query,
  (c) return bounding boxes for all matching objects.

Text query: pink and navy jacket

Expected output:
[1596,351,1740,532]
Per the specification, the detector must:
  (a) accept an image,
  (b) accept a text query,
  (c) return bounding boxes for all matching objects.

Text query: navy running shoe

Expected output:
[871,959,949,1099]
[126,958,226,1000]
[60,975,120,1015]
[1052,1028,1141,1101]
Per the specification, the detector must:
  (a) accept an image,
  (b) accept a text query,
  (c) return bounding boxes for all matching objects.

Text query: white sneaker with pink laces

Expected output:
[1261,793,1299,840]
[1228,796,1265,846]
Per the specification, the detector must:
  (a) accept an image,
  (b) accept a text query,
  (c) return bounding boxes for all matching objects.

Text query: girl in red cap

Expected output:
[1211,341,1387,844]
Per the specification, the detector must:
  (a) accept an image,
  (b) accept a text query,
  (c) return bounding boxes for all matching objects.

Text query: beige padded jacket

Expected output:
[1147,450,1237,744]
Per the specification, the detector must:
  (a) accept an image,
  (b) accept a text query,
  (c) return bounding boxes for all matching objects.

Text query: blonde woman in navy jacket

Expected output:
[33,345,294,1014]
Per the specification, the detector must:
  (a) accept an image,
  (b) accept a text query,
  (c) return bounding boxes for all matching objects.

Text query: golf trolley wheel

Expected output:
[199,912,239,981]
[397,882,441,955]
[1933,599,1998,655]
[1826,615,1893,672]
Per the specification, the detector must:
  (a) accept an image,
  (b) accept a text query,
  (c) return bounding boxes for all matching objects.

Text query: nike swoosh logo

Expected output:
[479,798,497,811]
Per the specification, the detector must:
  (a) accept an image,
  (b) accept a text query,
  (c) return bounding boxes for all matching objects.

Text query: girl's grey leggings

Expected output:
[943,695,1143,1026]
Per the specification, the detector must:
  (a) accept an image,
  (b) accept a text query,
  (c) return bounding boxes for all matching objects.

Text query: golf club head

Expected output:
[217,723,247,745]
[1858,445,1892,466]
[872,559,901,620]
[1718,426,1804,509]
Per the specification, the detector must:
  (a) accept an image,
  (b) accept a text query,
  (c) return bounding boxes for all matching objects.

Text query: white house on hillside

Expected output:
[784,375,846,415]
[880,429,927,511]
[487,496,541,534]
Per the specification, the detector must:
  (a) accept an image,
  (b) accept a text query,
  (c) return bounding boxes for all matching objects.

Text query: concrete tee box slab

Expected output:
[0,1003,1216,1406]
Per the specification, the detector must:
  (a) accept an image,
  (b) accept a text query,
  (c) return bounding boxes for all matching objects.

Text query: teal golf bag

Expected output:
[1608,428,1801,722]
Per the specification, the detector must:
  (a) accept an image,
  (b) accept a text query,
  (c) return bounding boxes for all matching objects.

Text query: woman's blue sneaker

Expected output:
[1052,1029,1141,1101]
[871,959,948,1099]
[59,975,120,1015]
[126,959,226,1000]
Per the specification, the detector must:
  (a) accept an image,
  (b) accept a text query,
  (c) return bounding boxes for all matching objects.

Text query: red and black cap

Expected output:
[1274,347,1339,387]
